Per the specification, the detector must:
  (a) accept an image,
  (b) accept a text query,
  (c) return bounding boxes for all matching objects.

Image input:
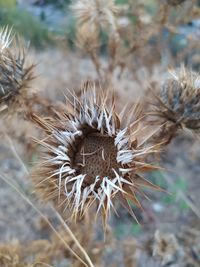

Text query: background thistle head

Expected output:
[0,26,35,114]
[147,66,200,144]
[71,0,118,31]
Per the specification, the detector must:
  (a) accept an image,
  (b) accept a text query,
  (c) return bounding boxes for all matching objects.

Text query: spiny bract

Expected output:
[32,82,160,226]
[0,26,34,112]
[149,67,200,141]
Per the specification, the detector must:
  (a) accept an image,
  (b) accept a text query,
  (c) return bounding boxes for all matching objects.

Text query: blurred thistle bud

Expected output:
[76,23,99,53]
[0,26,34,114]
[71,0,119,32]
[153,231,181,266]
[166,0,186,6]
[32,82,161,227]
[149,67,200,143]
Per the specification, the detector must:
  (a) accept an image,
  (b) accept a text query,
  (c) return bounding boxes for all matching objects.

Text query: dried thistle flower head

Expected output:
[0,26,34,113]
[32,82,161,226]
[149,67,200,142]
[71,0,118,31]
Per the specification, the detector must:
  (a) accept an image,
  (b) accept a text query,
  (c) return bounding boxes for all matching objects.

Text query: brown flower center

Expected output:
[74,133,119,182]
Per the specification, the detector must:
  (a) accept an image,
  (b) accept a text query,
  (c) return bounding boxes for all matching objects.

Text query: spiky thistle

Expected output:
[72,0,120,81]
[71,0,118,32]
[148,67,200,142]
[32,82,161,226]
[0,26,34,112]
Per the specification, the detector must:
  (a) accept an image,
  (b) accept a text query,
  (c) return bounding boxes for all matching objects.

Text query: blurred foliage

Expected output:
[0,7,53,48]
[131,223,142,236]
[0,0,75,49]
[145,1,158,15]
[150,170,189,212]
[64,15,76,49]
[0,0,16,9]
[115,0,128,4]
[114,222,142,239]
[43,0,71,8]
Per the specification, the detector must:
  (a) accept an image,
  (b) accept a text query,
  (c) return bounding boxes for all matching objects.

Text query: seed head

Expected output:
[32,82,161,226]
[0,26,34,113]
[149,67,200,142]
[71,0,118,31]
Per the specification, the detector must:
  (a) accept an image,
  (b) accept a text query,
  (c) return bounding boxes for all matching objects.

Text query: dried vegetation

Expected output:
[0,0,200,266]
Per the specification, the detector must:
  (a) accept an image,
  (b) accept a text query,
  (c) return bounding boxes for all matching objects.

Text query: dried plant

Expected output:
[76,23,99,53]
[153,231,181,266]
[123,239,138,267]
[147,67,200,143]
[0,241,25,267]
[71,0,120,82]
[71,0,118,31]
[166,0,187,6]
[31,81,161,227]
[71,0,200,86]
[76,22,102,78]
[0,26,34,114]
[0,1,200,266]
[0,239,63,267]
